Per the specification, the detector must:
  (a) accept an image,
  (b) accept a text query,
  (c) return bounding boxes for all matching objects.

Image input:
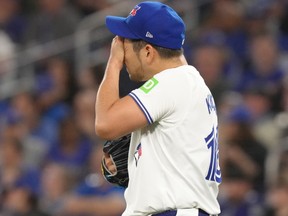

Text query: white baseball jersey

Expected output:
[124,65,221,216]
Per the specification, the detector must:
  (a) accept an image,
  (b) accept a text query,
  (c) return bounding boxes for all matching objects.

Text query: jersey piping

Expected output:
[129,92,154,124]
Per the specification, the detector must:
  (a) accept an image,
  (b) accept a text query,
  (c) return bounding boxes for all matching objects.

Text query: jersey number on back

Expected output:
[205,127,222,183]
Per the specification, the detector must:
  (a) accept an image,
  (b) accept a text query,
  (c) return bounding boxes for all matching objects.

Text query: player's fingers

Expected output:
[104,153,117,173]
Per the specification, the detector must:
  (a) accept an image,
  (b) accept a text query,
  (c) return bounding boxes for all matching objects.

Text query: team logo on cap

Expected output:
[129,5,141,16]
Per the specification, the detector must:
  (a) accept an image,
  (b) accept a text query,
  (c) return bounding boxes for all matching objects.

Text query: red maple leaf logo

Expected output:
[129,6,141,16]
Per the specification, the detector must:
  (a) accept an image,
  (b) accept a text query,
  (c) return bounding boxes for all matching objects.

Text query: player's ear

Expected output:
[144,44,155,64]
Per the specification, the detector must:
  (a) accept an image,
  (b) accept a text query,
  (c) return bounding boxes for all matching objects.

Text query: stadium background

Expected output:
[0,0,288,215]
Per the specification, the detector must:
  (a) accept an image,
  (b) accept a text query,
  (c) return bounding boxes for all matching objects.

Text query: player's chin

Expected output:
[126,68,144,82]
[127,72,138,82]
[128,72,142,82]
[130,74,144,82]
[129,74,136,81]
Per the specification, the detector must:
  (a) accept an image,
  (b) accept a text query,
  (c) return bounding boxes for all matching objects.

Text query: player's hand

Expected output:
[108,36,124,71]
[103,153,117,174]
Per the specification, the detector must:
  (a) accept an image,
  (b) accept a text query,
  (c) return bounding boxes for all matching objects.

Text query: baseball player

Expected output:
[95,1,221,216]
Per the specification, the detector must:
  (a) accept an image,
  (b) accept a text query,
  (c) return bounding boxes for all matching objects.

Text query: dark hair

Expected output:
[130,39,183,59]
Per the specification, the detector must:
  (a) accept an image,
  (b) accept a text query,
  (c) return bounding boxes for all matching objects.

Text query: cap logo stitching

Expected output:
[145,31,153,38]
[129,5,141,16]
[182,39,185,45]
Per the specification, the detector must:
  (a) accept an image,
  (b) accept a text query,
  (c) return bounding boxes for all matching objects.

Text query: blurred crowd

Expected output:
[0,0,288,216]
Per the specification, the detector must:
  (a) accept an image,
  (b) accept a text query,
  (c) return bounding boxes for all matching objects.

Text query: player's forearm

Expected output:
[95,59,122,138]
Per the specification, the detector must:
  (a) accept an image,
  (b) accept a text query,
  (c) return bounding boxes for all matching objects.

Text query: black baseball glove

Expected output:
[101,134,131,188]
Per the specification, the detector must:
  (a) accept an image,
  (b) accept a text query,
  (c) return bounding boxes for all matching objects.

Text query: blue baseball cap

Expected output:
[106,1,186,49]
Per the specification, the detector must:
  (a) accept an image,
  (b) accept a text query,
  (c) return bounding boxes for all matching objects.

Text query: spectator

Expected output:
[7,92,58,166]
[0,0,26,44]
[265,179,288,216]
[73,88,99,142]
[45,115,92,180]
[0,137,41,195]
[24,0,80,46]
[35,58,75,123]
[244,4,270,38]
[218,173,266,216]
[196,0,248,60]
[265,143,288,216]
[1,186,50,216]
[60,144,125,216]
[241,86,282,150]
[235,33,284,100]
[191,44,232,105]
[39,162,74,216]
[219,106,268,193]
[76,64,106,91]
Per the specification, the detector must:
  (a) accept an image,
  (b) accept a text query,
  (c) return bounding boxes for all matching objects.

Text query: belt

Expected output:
[151,209,217,216]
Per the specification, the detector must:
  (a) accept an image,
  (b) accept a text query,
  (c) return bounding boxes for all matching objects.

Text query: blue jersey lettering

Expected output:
[205,126,222,183]
[206,94,216,114]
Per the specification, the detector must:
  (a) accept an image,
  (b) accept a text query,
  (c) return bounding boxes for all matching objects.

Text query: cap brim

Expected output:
[106,16,139,39]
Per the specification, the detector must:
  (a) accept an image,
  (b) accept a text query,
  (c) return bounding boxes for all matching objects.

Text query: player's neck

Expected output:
[153,55,188,74]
